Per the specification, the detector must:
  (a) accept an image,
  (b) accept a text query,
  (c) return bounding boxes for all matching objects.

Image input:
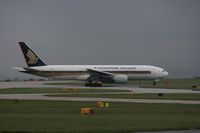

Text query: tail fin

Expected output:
[19,42,46,67]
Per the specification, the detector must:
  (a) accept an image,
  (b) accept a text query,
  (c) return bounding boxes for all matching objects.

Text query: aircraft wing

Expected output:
[86,69,113,78]
[86,69,126,85]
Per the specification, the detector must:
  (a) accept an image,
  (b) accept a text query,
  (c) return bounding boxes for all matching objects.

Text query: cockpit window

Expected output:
[162,70,165,72]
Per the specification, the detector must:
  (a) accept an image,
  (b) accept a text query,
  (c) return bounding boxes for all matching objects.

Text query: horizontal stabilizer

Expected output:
[12,67,26,71]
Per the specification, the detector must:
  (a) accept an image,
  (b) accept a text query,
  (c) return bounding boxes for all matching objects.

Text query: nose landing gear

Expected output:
[153,79,159,86]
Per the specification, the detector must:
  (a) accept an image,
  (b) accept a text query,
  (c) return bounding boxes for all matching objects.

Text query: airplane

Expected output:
[14,42,169,87]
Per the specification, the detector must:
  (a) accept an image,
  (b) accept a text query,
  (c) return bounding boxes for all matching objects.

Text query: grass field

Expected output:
[0,100,200,133]
[48,93,200,100]
[0,88,129,94]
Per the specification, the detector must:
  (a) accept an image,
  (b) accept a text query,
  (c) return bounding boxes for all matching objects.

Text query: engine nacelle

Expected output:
[113,75,128,84]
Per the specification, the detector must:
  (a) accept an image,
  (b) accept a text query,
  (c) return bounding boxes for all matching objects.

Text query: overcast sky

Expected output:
[0,0,200,79]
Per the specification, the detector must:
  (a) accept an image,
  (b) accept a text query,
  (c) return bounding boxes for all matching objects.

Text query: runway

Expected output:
[0,81,200,104]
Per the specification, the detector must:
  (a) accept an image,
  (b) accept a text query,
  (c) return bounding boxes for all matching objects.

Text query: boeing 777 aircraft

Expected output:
[14,42,169,87]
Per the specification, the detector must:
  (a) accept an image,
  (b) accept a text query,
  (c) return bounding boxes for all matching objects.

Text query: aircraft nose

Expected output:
[164,71,169,77]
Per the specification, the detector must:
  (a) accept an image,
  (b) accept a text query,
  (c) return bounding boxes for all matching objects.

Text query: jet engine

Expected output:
[113,75,128,84]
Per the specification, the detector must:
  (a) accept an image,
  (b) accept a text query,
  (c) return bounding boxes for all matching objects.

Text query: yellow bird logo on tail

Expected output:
[27,50,38,64]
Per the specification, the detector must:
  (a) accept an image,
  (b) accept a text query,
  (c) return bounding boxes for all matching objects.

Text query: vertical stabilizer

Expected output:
[19,42,46,67]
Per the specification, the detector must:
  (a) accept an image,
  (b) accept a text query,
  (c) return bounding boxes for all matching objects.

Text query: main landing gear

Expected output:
[85,81,103,87]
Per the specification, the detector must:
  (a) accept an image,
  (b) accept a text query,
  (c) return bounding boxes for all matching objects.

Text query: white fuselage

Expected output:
[22,65,169,81]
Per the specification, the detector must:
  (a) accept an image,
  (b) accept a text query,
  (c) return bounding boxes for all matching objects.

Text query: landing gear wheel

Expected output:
[96,81,103,87]
[85,81,92,87]
[85,81,103,87]
[85,81,90,86]
[153,79,159,86]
